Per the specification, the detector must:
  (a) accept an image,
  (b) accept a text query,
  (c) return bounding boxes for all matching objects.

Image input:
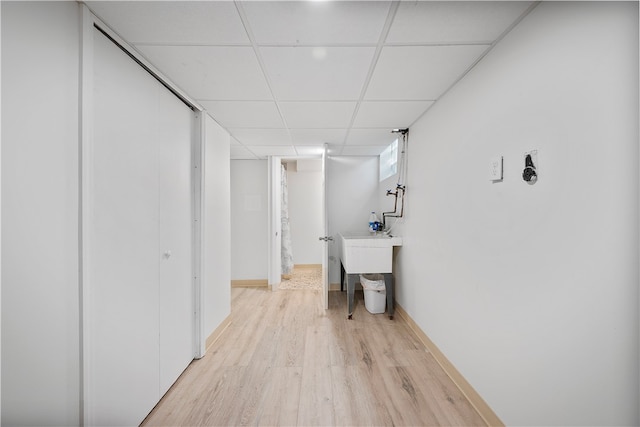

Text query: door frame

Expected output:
[267,156,282,290]
[267,155,327,303]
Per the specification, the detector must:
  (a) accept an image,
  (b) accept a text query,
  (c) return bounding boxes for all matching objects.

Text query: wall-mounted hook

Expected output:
[523,150,538,185]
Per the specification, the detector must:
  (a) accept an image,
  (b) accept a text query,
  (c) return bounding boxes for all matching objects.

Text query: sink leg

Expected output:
[384,272,394,320]
[347,273,357,319]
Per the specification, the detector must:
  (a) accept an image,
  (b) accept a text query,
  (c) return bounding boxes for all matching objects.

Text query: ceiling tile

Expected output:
[136,45,272,100]
[340,145,387,156]
[352,101,434,129]
[294,146,325,156]
[248,145,297,158]
[201,101,284,129]
[242,1,391,45]
[280,102,356,128]
[364,45,489,100]
[87,1,249,45]
[85,1,534,161]
[290,129,347,145]
[326,144,344,156]
[346,129,399,146]
[231,145,258,160]
[230,129,291,146]
[260,47,375,101]
[387,2,533,44]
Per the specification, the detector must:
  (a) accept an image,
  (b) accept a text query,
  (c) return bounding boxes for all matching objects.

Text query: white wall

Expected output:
[1,2,80,425]
[286,162,323,265]
[391,2,639,425]
[230,160,269,280]
[327,156,379,285]
[1,2,4,420]
[203,115,231,336]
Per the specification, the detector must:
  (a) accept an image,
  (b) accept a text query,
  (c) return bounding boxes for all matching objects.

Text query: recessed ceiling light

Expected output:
[312,47,327,60]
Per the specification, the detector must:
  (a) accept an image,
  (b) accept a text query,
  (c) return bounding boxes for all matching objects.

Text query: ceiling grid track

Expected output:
[234,0,295,158]
[338,0,400,156]
[85,1,542,159]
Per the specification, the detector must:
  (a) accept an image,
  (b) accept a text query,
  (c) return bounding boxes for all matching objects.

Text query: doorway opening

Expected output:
[279,265,322,290]
[277,158,324,291]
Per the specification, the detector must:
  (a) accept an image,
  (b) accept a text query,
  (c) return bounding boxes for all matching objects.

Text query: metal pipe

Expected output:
[382,185,405,230]
[382,129,408,231]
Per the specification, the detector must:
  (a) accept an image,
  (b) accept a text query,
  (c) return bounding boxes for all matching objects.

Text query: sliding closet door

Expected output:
[90,29,160,425]
[88,27,193,425]
[158,88,194,396]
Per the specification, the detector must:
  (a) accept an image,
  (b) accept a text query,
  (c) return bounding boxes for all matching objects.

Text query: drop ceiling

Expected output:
[85,1,534,159]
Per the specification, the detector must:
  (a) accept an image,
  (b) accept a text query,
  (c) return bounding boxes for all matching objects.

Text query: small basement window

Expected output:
[379,138,398,182]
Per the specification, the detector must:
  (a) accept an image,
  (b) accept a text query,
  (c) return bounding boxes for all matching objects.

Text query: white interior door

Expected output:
[90,29,161,425]
[322,146,329,309]
[88,26,194,425]
[158,89,194,396]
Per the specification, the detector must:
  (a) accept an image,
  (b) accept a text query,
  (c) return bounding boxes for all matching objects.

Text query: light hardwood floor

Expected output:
[142,288,487,426]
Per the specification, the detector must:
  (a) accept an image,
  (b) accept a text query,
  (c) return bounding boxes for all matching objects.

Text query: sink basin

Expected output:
[339,232,403,274]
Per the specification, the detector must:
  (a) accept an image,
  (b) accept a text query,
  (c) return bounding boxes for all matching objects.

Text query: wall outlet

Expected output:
[489,156,503,181]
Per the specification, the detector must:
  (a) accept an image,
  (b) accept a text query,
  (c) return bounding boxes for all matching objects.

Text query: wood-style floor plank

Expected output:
[142,288,487,426]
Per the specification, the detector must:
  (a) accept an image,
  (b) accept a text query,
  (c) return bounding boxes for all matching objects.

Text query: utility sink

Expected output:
[339,233,403,274]
[339,232,402,320]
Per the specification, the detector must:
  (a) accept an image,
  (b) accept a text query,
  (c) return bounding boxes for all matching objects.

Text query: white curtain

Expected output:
[281,164,294,275]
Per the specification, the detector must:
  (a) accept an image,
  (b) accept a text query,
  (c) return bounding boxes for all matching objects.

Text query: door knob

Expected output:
[318,236,333,242]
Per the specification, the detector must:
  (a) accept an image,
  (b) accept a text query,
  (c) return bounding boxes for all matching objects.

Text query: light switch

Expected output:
[489,156,503,181]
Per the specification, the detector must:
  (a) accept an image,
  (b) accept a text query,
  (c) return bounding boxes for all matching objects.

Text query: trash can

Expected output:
[360,274,386,314]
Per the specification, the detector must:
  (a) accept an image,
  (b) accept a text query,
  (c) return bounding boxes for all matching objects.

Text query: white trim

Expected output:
[79,5,94,425]
[192,112,205,359]
[267,156,282,290]
[0,2,3,421]
[322,145,329,310]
